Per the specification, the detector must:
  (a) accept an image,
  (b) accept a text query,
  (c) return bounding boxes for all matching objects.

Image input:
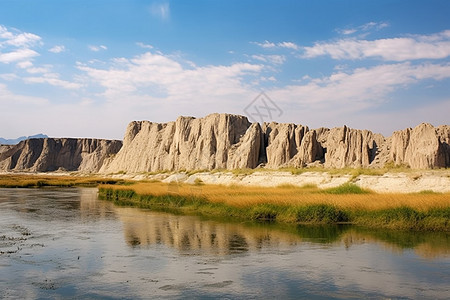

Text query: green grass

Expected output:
[98,187,450,231]
[321,183,372,194]
[295,204,350,224]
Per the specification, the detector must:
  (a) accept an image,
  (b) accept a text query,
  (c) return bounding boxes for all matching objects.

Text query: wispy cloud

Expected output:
[23,75,82,89]
[0,25,41,65]
[272,62,450,109]
[136,42,154,49]
[88,45,108,52]
[0,25,42,47]
[336,21,389,36]
[278,42,299,50]
[252,40,299,50]
[0,48,39,63]
[302,30,450,61]
[150,2,170,21]
[49,45,65,53]
[251,54,285,65]
[252,40,276,48]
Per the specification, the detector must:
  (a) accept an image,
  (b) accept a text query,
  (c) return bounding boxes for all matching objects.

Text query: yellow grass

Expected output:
[105,181,450,211]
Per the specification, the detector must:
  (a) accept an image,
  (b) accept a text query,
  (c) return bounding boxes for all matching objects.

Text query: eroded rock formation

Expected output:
[100,113,261,173]
[0,138,122,172]
[101,114,449,173]
[1,114,448,173]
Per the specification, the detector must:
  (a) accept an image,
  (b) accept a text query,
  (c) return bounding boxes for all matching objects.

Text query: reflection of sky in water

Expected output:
[0,188,449,299]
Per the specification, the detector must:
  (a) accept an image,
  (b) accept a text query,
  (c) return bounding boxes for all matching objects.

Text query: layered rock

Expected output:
[0,138,122,173]
[100,113,262,173]
[321,126,383,169]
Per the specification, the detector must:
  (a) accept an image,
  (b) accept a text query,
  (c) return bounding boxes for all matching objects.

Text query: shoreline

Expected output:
[98,183,450,232]
[1,169,450,193]
[1,172,449,231]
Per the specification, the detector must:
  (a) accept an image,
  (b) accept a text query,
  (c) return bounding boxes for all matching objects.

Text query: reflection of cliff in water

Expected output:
[78,188,118,221]
[115,207,450,258]
[117,207,303,255]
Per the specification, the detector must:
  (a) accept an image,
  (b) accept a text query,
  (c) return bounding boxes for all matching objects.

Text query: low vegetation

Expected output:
[99,181,450,231]
[0,174,126,188]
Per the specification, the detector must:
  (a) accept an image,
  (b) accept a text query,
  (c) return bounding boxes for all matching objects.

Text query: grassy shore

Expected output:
[98,181,450,232]
[0,174,125,188]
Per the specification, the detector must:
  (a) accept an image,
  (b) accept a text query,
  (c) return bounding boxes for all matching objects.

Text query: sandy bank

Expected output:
[102,170,450,194]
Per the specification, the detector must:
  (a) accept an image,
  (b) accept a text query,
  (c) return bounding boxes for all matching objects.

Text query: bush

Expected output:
[295,204,349,224]
[251,204,278,221]
[323,183,371,194]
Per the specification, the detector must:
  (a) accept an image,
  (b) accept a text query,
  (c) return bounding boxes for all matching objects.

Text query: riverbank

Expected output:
[2,172,449,231]
[98,181,450,231]
[1,168,450,193]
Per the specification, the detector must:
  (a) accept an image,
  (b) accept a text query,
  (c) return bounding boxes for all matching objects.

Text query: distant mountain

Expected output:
[0,134,48,145]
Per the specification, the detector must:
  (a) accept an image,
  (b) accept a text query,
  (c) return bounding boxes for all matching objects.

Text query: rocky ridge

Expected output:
[0,138,122,173]
[1,113,448,174]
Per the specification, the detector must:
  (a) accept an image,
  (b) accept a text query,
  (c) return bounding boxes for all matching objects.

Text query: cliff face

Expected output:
[0,138,122,173]
[100,113,261,173]
[390,123,449,169]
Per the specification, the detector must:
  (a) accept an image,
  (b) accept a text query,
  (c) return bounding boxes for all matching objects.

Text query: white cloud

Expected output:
[150,2,170,21]
[0,25,42,47]
[16,60,33,69]
[337,21,389,36]
[24,74,82,90]
[261,76,277,82]
[49,45,65,53]
[251,54,285,65]
[26,67,51,74]
[271,62,450,109]
[278,42,299,50]
[0,48,39,63]
[340,29,357,35]
[253,40,299,50]
[0,73,18,81]
[0,25,42,68]
[88,45,108,52]
[136,42,154,49]
[77,51,262,103]
[253,40,276,48]
[303,30,450,61]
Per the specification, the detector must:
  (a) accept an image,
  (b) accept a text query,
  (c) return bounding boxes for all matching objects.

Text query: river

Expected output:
[0,188,449,299]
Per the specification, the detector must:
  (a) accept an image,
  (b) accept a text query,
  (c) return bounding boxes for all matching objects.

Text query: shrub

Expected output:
[250,204,278,221]
[323,183,371,194]
[295,204,349,224]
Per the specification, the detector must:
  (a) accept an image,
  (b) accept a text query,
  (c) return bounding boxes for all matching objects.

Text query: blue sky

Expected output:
[1,0,449,139]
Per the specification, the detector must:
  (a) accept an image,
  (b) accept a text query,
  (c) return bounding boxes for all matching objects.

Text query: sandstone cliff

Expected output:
[100,113,261,173]
[0,138,122,173]
[390,123,449,169]
[101,113,449,173]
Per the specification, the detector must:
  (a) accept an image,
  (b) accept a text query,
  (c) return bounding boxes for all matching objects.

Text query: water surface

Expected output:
[0,188,449,299]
